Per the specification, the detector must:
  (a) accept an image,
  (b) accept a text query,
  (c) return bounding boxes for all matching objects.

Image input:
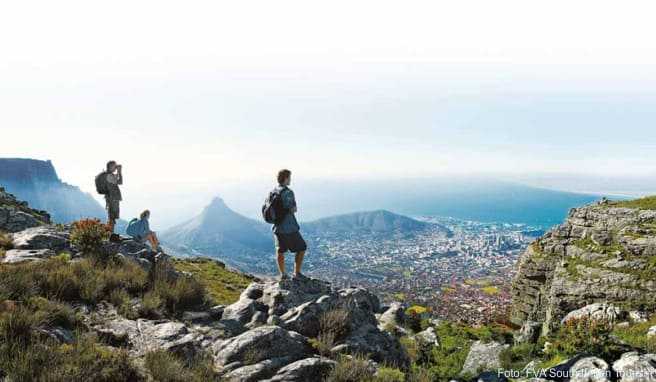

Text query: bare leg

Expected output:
[294,251,305,276]
[108,219,115,234]
[277,250,286,275]
[147,232,160,250]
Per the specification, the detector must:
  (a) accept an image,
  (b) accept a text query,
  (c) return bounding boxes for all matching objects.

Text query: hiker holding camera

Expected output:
[95,161,123,236]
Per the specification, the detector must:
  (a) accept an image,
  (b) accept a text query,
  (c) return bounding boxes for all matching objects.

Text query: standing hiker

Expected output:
[96,161,122,236]
[262,169,307,281]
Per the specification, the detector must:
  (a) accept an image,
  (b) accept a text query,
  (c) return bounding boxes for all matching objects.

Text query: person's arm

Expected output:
[117,166,123,185]
[285,189,298,213]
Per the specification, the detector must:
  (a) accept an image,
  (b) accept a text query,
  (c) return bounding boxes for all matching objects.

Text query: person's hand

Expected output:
[117,165,123,172]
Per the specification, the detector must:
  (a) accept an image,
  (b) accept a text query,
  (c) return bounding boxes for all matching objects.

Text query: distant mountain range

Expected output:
[160,196,439,272]
[0,158,107,224]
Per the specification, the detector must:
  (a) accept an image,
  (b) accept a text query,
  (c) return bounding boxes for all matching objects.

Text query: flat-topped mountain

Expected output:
[0,158,106,223]
[510,196,656,335]
[303,209,449,236]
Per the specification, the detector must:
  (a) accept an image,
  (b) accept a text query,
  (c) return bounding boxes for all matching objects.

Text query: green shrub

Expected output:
[500,342,540,372]
[70,218,110,255]
[0,230,12,258]
[546,317,619,359]
[375,367,405,381]
[140,291,164,318]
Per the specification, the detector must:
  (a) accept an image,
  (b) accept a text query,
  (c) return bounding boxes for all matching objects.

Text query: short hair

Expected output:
[277,169,291,185]
[140,210,150,220]
[106,160,117,172]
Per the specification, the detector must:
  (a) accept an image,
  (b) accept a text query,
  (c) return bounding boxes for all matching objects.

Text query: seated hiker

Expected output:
[126,210,162,252]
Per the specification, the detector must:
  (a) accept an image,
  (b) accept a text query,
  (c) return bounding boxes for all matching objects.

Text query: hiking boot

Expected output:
[279,273,289,282]
[292,272,308,281]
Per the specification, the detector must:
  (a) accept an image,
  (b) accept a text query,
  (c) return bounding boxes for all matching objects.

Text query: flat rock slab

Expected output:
[2,249,55,263]
[12,226,69,251]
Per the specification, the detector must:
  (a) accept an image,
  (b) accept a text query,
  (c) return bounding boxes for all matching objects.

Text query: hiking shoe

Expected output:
[279,273,289,282]
[292,273,308,281]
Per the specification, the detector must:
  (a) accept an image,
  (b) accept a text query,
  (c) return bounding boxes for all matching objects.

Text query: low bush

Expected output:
[612,316,656,353]
[500,342,540,372]
[375,366,406,381]
[0,230,12,258]
[0,305,141,381]
[70,218,110,255]
[545,316,619,360]
[144,349,218,382]
[325,354,376,382]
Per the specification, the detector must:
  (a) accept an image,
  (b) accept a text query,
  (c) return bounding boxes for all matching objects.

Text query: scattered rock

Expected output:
[213,326,314,368]
[612,352,656,382]
[561,303,623,325]
[378,302,405,330]
[629,311,648,323]
[648,326,656,338]
[263,356,336,382]
[472,371,509,382]
[415,326,439,346]
[461,341,509,377]
[515,321,541,343]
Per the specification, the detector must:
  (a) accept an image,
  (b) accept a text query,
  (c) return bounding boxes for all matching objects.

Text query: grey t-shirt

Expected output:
[272,186,300,234]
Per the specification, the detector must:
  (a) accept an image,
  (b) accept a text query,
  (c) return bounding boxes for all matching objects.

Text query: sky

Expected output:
[2,1,656,223]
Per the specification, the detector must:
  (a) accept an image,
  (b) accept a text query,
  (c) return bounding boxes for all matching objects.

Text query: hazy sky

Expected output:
[2,1,656,222]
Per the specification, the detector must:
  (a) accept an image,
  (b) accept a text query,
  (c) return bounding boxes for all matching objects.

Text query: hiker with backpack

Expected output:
[95,161,122,236]
[126,210,162,252]
[262,169,307,281]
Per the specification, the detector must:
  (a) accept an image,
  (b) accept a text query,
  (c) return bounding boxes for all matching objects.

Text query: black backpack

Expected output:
[262,188,288,224]
[95,171,109,195]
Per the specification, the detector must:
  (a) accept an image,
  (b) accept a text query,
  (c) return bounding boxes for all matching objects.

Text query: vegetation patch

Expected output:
[172,257,252,305]
[612,316,656,353]
[609,195,656,210]
[144,349,218,382]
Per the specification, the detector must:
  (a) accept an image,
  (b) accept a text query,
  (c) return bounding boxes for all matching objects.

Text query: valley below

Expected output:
[301,216,543,325]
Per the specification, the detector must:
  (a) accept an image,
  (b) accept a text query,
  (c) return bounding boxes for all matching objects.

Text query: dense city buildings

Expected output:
[302,216,543,325]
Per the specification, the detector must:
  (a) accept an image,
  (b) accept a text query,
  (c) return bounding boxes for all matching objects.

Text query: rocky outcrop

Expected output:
[612,352,656,382]
[510,201,656,334]
[0,187,50,232]
[461,341,509,377]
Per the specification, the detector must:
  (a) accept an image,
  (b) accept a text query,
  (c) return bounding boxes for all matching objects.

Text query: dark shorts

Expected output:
[274,231,307,253]
[106,198,120,220]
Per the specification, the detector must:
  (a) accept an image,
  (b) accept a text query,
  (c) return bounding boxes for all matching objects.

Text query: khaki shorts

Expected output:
[106,198,120,220]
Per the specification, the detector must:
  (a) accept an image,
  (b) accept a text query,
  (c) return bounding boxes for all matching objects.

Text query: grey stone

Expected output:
[612,352,656,382]
[213,326,314,368]
[461,341,509,377]
[415,327,439,346]
[1,248,55,263]
[561,303,623,324]
[648,326,656,337]
[263,356,336,382]
[12,226,69,251]
[569,356,611,382]
[378,302,405,329]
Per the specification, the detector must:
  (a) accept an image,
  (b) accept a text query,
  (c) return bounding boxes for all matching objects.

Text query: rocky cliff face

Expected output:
[0,158,106,224]
[510,199,656,334]
[0,187,50,232]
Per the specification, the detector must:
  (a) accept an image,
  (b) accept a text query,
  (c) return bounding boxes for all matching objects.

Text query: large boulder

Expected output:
[263,356,336,382]
[461,341,509,377]
[11,226,70,252]
[1,248,55,263]
[569,356,611,382]
[378,302,405,330]
[213,326,314,369]
[612,352,656,382]
[561,303,623,324]
[222,357,294,382]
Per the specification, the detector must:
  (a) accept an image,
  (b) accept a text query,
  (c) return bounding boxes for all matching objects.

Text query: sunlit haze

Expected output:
[3,1,656,225]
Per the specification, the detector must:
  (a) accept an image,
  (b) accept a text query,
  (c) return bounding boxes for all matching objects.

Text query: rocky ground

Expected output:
[1,190,656,381]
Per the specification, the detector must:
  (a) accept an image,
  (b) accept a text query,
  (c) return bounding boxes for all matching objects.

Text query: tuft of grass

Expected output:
[375,366,406,381]
[151,260,208,316]
[481,286,500,295]
[171,257,252,305]
[144,349,218,382]
[325,354,376,382]
[545,316,621,361]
